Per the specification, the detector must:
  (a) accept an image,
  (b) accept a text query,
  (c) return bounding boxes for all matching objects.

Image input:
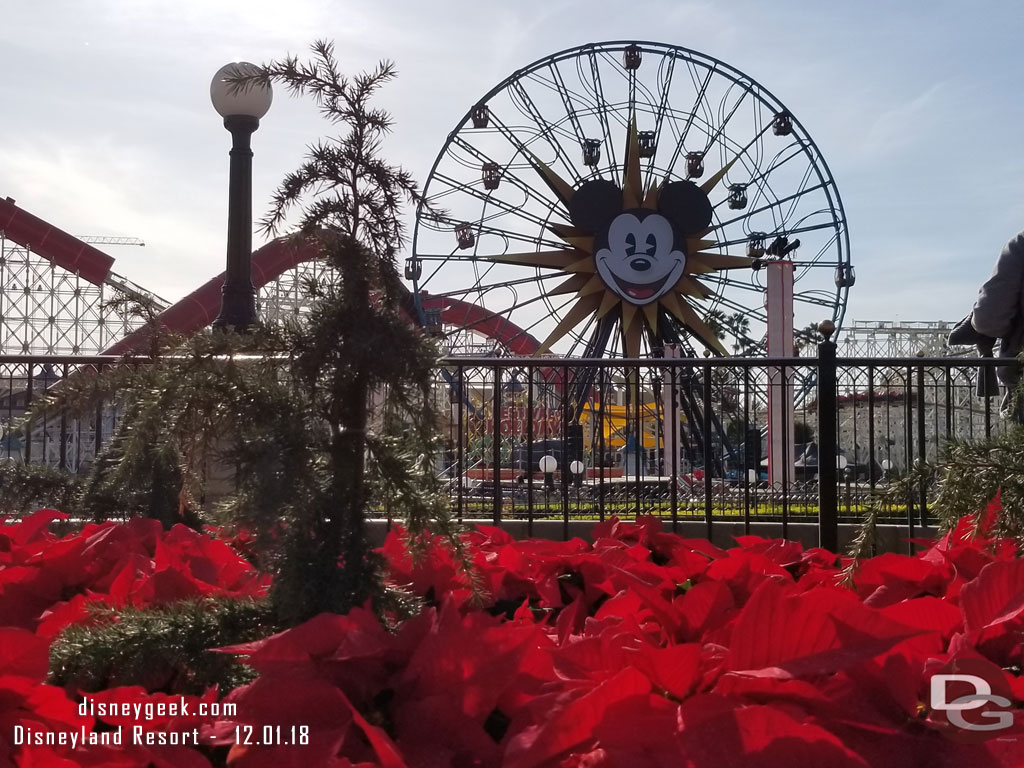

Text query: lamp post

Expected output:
[209,62,273,331]
[569,459,584,510]
[539,454,557,508]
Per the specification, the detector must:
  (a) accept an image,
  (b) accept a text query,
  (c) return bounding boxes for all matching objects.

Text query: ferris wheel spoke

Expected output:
[452,291,580,349]
[422,209,568,250]
[704,82,754,160]
[711,180,829,229]
[427,270,569,300]
[700,120,775,194]
[743,148,817,225]
[430,172,557,232]
[748,152,815,229]
[543,65,591,158]
[643,53,678,190]
[712,216,839,249]
[661,64,716,180]
[448,133,569,217]
[523,67,598,145]
[507,78,587,183]
[710,271,839,311]
[583,50,620,177]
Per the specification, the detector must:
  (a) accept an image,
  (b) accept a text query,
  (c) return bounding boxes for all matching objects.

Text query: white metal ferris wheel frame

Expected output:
[410,39,852,359]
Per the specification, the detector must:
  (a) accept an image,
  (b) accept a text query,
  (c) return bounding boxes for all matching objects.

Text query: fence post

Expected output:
[816,320,839,552]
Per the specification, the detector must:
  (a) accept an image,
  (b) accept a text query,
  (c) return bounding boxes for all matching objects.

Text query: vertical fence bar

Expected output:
[668,364,678,531]
[59,362,68,471]
[633,365,642,515]
[492,366,502,526]
[94,364,104,467]
[944,367,953,443]
[867,365,876,492]
[983,359,993,439]
[904,365,915,551]
[3,364,12,462]
[457,366,465,523]
[527,371,534,537]
[916,364,928,528]
[780,361,789,541]
[742,363,751,535]
[24,364,34,464]
[598,366,606,522]
[816,328,838,552]
[702,361,713,541]
[561,364,570,541]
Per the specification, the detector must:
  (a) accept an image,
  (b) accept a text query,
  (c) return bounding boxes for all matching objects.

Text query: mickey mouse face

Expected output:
[596,210,684,305]
[569,178,713,307]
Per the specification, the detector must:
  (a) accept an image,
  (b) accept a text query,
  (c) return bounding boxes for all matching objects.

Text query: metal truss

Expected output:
[257,255,336,327]
[839,320,960,358]
[0,234,168,355]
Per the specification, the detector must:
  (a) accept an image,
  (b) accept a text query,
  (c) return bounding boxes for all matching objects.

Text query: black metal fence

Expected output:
[431,342,1008,549]
[0,346,1009,549]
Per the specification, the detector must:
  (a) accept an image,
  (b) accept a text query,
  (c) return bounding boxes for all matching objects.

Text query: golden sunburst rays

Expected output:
[510,124,754,357]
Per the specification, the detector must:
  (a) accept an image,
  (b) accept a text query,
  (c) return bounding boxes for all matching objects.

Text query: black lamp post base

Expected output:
[212,285,257,332]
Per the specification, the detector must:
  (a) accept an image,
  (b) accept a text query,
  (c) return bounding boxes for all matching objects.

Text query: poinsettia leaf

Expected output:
[503,667,651,768]
[0,627,49,681]
[626,643,702,700]
[960,558,1024,633]
[727,581,924,678]
[677,697,869,768]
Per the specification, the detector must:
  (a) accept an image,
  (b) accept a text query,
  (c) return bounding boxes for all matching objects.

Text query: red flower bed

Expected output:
[3,506,1024,766]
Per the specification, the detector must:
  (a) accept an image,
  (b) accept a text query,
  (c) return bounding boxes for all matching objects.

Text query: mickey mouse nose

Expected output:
[630,258,651,271]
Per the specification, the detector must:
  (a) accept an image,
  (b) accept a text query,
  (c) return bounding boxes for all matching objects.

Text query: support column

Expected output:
[766,261,794,489]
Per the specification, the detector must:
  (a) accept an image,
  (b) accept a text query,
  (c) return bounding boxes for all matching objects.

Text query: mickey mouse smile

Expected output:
[603,268,674,302]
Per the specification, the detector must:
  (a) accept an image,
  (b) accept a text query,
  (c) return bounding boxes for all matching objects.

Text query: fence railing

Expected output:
[432,342,1009,549]
[0,345,1009,549]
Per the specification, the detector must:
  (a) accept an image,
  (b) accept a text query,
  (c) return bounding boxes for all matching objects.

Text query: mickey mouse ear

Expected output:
[569,179,622,233]
[659,180,713,234]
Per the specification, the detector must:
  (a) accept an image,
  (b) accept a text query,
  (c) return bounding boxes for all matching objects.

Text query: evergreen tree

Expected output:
[23,42,455,624]
[228,42,452,621]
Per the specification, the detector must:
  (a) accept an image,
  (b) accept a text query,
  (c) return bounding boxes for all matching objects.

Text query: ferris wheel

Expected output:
[409,40,851,358]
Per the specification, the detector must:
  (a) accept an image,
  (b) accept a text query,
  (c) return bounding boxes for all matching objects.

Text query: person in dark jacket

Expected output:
[968,231,1024,420]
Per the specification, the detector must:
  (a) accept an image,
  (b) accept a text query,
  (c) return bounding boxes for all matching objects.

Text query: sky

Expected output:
[2,0,1023,339]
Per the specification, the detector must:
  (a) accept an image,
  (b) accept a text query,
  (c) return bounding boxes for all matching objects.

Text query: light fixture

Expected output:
[209,62,273,331]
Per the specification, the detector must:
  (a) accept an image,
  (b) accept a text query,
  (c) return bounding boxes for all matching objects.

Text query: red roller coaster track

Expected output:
[0,197,541,356]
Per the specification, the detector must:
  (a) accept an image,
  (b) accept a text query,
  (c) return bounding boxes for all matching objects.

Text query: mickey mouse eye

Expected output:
[625,232,637,256]
[645,233,657,252]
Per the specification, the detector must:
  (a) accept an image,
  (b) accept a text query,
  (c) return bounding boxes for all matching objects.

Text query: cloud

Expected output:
[855,81,948,161]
